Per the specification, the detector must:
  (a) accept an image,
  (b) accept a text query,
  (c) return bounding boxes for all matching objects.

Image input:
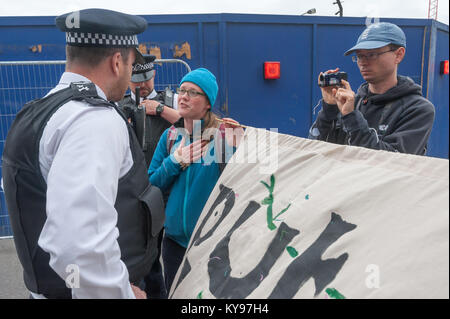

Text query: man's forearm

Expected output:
[161,106,181,124]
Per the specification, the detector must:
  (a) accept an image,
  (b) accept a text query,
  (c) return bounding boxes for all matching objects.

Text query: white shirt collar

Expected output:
[130,89,157,103]
[52,72,108,100]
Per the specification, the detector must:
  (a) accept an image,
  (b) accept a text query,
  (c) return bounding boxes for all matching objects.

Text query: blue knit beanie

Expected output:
[180,68,218,107]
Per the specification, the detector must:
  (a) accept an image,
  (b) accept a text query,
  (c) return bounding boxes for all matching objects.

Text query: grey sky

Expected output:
[0,0,448,25]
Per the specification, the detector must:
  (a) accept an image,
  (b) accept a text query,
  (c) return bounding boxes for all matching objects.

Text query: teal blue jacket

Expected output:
[148,122,234,248]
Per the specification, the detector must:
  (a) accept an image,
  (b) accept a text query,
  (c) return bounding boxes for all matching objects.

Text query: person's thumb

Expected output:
[341,79,351,91]
[176,136,185,155]
[179,136,186,148]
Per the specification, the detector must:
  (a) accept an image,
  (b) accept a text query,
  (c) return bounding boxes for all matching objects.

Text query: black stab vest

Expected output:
[1,82,165,298]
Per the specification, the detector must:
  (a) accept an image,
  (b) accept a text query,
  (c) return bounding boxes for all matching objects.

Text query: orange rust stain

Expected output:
[149,47,162,60]
[173,42,191,60]
[138,43,162,60]
[220,102,228,114]
[30,44,42,53]
[138,44,148,55]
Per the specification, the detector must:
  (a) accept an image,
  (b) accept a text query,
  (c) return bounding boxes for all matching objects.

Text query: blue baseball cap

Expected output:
[344,22,406,56]
[180,68,218,107]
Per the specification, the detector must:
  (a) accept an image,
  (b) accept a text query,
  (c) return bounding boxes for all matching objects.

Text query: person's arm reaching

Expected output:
[142,100,181,124]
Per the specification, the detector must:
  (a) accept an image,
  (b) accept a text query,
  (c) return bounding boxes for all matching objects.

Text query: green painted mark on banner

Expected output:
[274,203,291,220]
[197,290,203,299]
[325,288,345,299]
[260,175,291,230]
[286,246,299,258]
[280,230,288,241]
[261,175,276,230]
[305,194,310,200]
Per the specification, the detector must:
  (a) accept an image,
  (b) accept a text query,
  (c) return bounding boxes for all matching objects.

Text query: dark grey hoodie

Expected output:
[309,75,435,155]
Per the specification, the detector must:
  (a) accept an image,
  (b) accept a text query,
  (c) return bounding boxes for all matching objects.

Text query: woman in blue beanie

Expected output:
[147,68,243,295]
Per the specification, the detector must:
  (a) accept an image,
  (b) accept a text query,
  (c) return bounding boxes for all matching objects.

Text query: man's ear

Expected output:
[395,47,406,64]
[110,51,122,76]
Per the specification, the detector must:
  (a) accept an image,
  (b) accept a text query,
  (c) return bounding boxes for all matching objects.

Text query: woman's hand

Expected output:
[221,118,244,147]
[173,136,208,169]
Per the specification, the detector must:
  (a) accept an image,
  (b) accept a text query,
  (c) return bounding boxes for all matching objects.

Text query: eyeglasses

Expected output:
[177,88,206,98]
[352,48,397,63]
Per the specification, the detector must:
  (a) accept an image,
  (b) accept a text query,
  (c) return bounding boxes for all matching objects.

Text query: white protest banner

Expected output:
[171,127,449,299]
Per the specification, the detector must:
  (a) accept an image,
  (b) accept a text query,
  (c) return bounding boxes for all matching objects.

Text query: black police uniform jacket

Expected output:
[1,83,165,298]
[118,91,173,167]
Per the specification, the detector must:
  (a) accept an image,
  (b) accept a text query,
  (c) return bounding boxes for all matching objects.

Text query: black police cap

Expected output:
[55,8,147,63]
[131,55,156,83]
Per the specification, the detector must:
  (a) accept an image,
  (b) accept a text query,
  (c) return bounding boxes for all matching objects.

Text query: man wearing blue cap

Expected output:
[309,22,435,155]
[2,9,164,299]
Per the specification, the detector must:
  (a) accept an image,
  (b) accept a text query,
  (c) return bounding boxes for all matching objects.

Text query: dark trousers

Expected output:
[142,230,167,299]
[162,235,187,296]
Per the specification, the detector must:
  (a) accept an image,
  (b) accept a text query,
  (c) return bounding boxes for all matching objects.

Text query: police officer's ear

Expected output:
[110,51,125,76]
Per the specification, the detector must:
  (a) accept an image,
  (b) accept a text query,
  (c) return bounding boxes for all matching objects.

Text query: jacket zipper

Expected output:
[182,159,191,241]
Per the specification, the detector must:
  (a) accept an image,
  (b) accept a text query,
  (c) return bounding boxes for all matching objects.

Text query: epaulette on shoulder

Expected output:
[70,82,114,108]
[70,82,98,98]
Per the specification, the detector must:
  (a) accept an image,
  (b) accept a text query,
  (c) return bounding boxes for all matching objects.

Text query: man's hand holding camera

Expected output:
[333,80,355,116]
[319,67,355,116]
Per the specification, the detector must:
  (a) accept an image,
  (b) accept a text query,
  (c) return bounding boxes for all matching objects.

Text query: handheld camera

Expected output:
[318,71,348,87]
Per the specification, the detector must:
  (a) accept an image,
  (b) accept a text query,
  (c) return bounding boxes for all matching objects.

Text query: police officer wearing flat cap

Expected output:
[2,8,165,299]
[119,55,180,168]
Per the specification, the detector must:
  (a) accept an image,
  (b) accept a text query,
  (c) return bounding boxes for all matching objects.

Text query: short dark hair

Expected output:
[66,46,132,68]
